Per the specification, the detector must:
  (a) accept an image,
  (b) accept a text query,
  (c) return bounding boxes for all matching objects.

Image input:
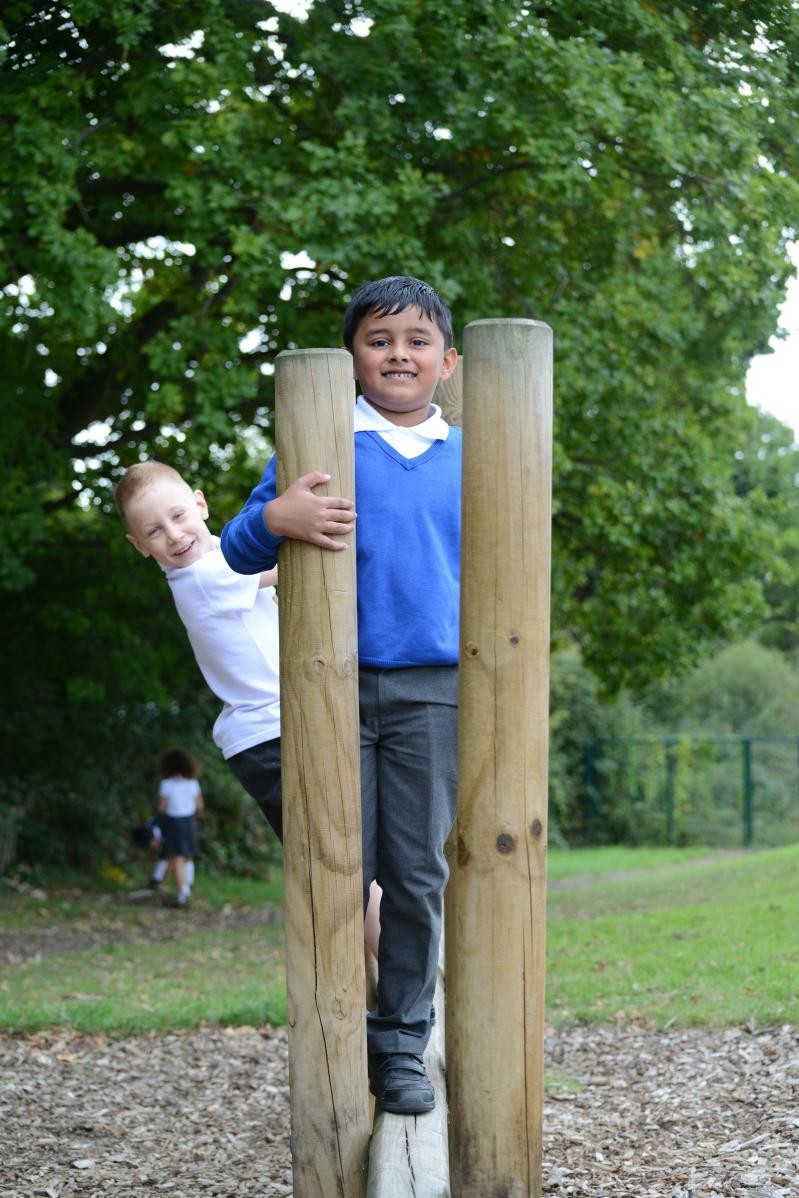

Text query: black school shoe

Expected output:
[368,1052,435,1114]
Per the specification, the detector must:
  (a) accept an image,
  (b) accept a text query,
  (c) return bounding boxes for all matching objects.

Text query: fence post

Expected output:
[446,318,553,1197]
[742,737,754,847]
[664,740,677,846]
[584,740,601,842]
[274,349,370,1198]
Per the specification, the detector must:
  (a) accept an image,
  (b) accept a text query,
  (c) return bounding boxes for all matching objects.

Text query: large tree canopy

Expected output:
[1,0,798,859]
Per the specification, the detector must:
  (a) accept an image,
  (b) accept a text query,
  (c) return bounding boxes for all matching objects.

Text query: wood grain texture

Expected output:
[275,349,370,1198]
[445,319,553,1197]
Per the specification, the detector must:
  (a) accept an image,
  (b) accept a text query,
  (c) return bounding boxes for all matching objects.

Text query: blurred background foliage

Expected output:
[1,1,797,867]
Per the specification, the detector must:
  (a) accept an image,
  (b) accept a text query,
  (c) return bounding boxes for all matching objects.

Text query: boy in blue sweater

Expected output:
[221,276,460,1114]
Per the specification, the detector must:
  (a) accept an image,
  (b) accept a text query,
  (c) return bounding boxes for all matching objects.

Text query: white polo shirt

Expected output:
[354,395,450,458]
[165,538,280,759]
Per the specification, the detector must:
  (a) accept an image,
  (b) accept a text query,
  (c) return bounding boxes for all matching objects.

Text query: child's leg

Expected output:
[184,859,195,891]
[226,738,283,842]
[363,881,382,1011]
[363,666,457,1056]
[173,856,188,897]
[149,857,169,887]
[364,880,382,960]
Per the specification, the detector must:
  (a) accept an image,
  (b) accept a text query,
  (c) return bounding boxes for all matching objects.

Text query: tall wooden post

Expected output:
[275,349,370,1198]
[446,319,553,1197]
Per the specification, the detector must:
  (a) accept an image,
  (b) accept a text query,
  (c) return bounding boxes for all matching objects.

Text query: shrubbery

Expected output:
[550,640,799,847]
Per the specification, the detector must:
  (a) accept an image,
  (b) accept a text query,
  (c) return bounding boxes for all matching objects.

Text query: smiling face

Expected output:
[124,478,214,570]
[351,305,458,426]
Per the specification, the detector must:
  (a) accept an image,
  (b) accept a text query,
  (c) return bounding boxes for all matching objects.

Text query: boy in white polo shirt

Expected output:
[115,461,284,841]
[116,462,382,959]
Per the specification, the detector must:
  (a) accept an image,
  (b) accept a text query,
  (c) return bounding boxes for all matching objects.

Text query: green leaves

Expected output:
[1,1,799,862]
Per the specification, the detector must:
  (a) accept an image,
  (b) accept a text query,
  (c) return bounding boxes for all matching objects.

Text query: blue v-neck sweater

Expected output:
[220,429,462,668]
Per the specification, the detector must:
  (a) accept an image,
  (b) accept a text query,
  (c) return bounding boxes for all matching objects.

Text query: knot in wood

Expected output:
[496,832,516,855]
[310,654,326,673]
[508,631,521,645]
[342,656,354,676]
[530,818,543,839]
[464,641,480,658]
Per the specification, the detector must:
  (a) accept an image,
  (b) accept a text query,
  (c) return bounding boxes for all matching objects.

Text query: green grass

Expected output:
[0,867,287,1034]
[1,845,797,1034]
[547,843,719,882]
[0,925,287,1035]
[0,867,284,929]
[547,843,799,1027]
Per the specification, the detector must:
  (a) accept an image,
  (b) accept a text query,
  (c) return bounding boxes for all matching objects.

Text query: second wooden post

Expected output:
[275,349,370,1198]
[446,318,553,1197]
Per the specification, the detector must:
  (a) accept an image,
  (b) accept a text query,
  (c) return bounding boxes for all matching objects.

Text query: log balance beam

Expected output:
[276,319,553,1198]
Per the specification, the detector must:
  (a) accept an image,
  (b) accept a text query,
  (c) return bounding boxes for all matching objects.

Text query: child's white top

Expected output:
[354,395,449,457]
[164,538,280,758]
[159,775,201,817]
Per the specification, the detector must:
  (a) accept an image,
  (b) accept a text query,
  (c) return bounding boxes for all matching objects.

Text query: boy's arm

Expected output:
[258,566,278,589]
[221,454,355,573]
[220,455,283,573]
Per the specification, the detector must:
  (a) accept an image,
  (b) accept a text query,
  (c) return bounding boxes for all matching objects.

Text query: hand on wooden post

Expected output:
[264,470,355,550]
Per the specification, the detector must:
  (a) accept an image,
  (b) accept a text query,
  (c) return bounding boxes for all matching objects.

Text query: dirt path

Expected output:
[0,892,282,965]
[1,1021,796,1196]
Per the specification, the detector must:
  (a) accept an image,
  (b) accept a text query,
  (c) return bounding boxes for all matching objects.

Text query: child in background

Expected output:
[157,747,204,907]
[221,275,460,1114]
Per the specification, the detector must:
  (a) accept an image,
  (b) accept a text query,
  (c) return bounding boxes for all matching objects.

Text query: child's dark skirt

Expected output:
[160,814,199,858]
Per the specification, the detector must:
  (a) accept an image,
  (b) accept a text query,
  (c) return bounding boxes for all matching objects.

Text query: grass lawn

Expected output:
[547,843,799,1026]
[1,844,796,1034]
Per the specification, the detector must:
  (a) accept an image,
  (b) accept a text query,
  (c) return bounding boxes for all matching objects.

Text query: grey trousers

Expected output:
[359,664,458,1055]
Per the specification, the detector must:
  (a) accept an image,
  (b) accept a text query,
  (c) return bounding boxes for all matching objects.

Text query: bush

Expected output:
[583,640,799,847]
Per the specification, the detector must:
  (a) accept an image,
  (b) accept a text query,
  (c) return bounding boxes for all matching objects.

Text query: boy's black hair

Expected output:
[343,275,453,352]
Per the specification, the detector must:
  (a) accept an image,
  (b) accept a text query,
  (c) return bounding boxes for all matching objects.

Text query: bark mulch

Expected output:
[1,1020,796,1197]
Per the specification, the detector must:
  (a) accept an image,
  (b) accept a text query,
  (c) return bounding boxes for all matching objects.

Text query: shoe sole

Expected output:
[377,1096,436,1115]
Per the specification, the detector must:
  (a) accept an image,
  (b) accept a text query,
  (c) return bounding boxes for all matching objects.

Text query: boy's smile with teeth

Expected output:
[124,479,215,571]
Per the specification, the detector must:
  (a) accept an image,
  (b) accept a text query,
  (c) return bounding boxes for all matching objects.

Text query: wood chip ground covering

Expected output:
[1,1020,796,1197]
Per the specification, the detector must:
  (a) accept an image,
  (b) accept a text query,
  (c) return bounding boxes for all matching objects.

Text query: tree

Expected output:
[2,0,798,858]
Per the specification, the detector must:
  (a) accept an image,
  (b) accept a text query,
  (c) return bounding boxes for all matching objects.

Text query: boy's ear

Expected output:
[125,532,150,559]
[440,347,458,380]
[193,489,210,519]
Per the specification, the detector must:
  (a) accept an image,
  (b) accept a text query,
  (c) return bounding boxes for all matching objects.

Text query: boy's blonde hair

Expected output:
[115,462,190,527]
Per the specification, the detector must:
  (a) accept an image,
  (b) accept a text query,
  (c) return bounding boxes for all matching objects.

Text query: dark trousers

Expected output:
[359,664,458,1055]
[227,737,283,843]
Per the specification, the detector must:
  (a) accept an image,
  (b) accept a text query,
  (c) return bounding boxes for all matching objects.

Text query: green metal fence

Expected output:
[584,735,799,848]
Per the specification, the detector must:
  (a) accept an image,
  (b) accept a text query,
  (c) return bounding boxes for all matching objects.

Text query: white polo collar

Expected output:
[354,394,449,442]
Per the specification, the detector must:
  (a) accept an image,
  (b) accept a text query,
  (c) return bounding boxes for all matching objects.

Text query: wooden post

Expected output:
[275,349,370,1198]
[446,319,553,1197]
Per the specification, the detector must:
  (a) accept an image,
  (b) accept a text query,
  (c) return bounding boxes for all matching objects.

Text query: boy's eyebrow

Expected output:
[363,323,435,335]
